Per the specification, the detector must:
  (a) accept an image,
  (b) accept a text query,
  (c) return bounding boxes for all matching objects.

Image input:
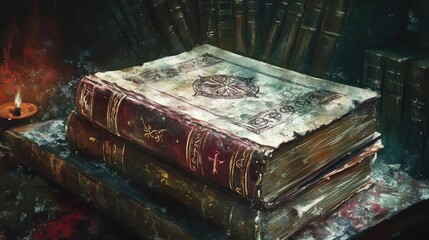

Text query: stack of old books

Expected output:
[65,44,382,239]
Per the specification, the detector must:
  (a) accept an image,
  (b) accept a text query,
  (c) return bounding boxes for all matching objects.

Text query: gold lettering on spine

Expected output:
[121,142,126,174]
[186,126,208,175]
[107,91,126,135]
[78,81,96,121]
[140,116,167,143]
[102,140,127,175]
[229,146,254,198]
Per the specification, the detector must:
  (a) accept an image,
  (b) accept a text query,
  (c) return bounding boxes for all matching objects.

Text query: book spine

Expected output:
[215,0,234,51]
[233,0,247,55]
[269,0,308,67]
[361,49,385,133]
[362,50,385,92]
[381,56,415,164]
[309,0,351,78]
[66,111,260,240]
[261,0,278,39]
[106,0,147,60]
[197,0,218,45]
[117,0,165,60]
[178,0,200,43]
[167,0,195,50]
[145,0,185,55]
[402,59,429,177]
[75,76,266,202]
[260,0,290,62]
[288,0,327,73]
[3,127,202,240]
[246,0,261,58]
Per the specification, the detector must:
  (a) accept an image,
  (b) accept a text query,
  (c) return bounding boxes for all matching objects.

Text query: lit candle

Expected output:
[13,88,22,116]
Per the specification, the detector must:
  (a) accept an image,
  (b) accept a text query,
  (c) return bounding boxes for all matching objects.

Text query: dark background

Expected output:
[1,0,429,239]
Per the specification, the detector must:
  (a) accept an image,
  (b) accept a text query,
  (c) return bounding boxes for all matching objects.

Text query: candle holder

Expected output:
[0,101,38,122]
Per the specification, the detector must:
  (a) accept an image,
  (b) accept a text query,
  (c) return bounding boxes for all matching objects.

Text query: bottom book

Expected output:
[65,111,383,239]
[1,119,226,240]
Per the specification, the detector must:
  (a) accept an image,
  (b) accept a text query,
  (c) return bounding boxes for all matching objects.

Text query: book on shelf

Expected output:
[74,44,379,209]
[402,58,429,178]
[269,0,308,67]
[144,0,185,55]
[260,0,290,62]
[166,0,195,50]
[106,0,165,61]
[66,110,382,240]
[309,0,351,78]
[288,0,327,73]
[362,48,389,93]
[197,0,217,45]
[261,0,279,42]
[246,0,261,58]
[232,0,246,55]
[380,49,422,164]
[178,0,199,43]
[215,0,234,51]
[1,119,226,240]
[361,48,390,132]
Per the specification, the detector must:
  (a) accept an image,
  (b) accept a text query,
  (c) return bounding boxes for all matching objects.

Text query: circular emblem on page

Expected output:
[193,75,259,99]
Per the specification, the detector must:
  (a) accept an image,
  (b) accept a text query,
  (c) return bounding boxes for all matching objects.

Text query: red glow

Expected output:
[31,210,90,240]
[0,0,71,106]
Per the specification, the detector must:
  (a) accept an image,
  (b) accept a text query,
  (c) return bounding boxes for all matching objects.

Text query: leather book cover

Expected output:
[75,44,379,207]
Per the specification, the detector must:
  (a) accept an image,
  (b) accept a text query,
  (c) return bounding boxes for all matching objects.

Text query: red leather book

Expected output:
[75,44,379,208]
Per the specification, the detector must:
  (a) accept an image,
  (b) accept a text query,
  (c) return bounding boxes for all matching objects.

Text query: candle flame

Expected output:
[15,88,22,109]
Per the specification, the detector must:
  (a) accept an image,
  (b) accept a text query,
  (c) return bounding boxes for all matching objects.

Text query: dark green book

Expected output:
[215,0,234,51]
[402,58,429,178]
[246,0,261,58]
[361,48,390,134]
[362,48,388,93]
[118,0,165,60]
[178,0,199,43]
[261,0,279,41]
[260,0,290,62]
[269,0,308,67]
[144,0,185,55]
[381,49,420,164]
[233,0,247,54]
[309,0,351,78]
[198,0,218,45]
[106,0,146,60]
[167,0,195,50]
[1,119,225,240]
[288,0,327,73]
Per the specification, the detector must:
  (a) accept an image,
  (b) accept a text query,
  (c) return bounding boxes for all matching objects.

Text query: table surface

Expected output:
[1,120,429,240]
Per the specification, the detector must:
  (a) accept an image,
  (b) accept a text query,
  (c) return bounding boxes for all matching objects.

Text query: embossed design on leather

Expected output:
[242,89,342,133]
[208,150,224,175]
[186,126,209,175]
[193,75,259,99]
[229,146,254,198]
[140,115,167,143]
[107,91,126,135]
